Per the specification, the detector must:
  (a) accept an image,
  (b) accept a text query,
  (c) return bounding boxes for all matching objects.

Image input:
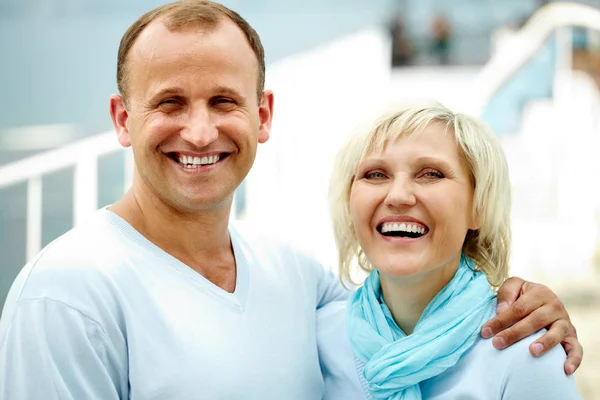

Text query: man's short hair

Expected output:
[117,0,265,104]
[329,100,512,288]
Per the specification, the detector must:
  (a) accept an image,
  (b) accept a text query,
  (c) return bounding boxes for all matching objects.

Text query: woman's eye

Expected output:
[364,171,386,180]
[421,169,444,179]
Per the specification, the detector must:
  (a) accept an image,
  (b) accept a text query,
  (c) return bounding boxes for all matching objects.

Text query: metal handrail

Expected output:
[0,130,130,259]
[0,131,118,188]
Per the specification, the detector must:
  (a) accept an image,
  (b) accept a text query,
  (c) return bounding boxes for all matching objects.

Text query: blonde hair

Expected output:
[329,100,511,288]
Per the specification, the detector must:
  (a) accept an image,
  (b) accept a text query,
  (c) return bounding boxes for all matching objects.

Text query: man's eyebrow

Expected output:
[148,86,248,103]
[213,86,247,101]
[148,87,184,103]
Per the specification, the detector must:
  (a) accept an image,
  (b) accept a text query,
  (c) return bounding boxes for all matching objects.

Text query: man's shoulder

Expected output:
[231,220,291,246]
[7,209,135,307]
[231,220,333,280]
[232,220,324,264]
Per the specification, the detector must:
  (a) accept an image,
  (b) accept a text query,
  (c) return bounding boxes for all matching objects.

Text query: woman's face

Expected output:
[349,123,478,281]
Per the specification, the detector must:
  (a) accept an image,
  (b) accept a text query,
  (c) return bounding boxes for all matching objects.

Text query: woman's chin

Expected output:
[377,264,427,281]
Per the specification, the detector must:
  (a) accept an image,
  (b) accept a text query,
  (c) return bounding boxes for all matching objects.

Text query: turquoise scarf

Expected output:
[347,255,495,400]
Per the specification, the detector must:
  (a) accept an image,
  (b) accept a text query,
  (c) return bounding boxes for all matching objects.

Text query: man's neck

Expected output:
[109,187,236,292]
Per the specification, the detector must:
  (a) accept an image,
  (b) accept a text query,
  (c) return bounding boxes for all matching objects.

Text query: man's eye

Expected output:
[158,99,181,109]
[213,97,235,105]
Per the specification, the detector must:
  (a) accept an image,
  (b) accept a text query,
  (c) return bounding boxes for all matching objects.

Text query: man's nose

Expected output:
[384,175,417,208]
[180,106,218,148]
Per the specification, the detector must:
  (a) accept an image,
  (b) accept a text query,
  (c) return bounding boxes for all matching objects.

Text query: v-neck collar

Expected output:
[101,208,250,310]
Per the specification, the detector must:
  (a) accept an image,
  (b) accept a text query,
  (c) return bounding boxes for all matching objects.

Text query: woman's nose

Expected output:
[384,176,417,208]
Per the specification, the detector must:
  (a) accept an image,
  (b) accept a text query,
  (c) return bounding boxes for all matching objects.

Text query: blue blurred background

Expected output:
[1,0,600,395]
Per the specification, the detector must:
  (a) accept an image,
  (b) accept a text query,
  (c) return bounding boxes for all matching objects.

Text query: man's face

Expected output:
[113,19,272,213]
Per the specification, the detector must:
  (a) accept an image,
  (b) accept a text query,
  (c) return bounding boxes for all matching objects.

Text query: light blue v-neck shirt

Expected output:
[0,208,349,399]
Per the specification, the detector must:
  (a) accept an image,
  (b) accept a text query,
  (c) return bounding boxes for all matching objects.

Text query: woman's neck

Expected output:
[379,255,461,335]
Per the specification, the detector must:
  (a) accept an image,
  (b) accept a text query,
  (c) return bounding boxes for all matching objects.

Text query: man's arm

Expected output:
[480,277,583,375]
[315,263,351,309]
[0,299,127,400]
[317,301,365,400]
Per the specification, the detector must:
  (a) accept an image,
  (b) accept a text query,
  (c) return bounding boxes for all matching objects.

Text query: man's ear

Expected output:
[257,90,274,144]
[109,94,131,147]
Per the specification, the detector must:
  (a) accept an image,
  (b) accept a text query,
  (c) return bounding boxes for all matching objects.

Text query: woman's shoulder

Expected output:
[470,330,581,399]
[495,330,581,399]
[423,330,581,399]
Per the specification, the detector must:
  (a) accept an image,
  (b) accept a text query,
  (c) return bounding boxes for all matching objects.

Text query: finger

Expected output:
[481,293,543,339]
[495,276,526,310]
[527,319,570,357]
[562,336,583,375]
[490,306,550,349]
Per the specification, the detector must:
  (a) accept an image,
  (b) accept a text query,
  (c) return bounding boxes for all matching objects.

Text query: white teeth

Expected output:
[381,222,426,234]
[177,154,221,167]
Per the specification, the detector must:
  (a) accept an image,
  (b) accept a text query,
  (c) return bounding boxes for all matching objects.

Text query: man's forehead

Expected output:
[129,18,256,68]
[123,17,261,100]
[135,17,242,50]
[132,19,210,56]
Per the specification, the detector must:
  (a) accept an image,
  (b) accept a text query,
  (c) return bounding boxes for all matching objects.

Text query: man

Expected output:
[0,1,583,399]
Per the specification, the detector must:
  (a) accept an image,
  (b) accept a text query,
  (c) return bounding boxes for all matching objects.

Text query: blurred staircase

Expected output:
[500,72,600,295]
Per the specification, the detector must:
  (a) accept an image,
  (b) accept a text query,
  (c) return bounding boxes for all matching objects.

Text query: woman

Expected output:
[323,101,581,399]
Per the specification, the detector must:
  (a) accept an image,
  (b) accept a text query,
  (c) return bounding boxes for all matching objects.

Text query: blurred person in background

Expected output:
[430,14,452,65]
[389,15,413,67]
[0,1,584,399]
[321,101,582,399]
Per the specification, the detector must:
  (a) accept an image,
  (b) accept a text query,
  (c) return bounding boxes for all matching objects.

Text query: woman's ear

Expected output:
[469,207,482,231]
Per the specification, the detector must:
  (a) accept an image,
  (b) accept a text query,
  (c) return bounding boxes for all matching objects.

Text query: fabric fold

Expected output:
[347,255,495,400]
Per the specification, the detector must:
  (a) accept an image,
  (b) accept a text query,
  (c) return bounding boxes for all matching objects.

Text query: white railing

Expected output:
[0,131,131,260]
[471,2,600,115]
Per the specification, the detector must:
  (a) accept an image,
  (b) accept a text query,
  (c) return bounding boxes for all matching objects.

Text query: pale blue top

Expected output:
[0,209,349,400]
[318,300,582,400]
